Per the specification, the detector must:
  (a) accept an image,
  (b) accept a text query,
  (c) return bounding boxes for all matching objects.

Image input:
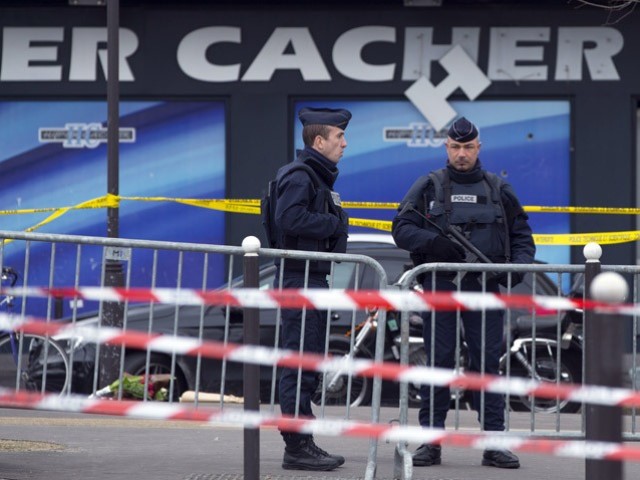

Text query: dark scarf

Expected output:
[300,146,340,188]
[446,159,484,184]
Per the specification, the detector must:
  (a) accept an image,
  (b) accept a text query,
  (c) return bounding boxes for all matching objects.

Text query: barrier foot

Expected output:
[393,442,412,480]
[364,458,377,480]
[364,435,378,480]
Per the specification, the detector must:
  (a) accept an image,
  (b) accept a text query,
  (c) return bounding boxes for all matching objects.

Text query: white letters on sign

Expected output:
[0,25,624,84]
[1,27,138,82]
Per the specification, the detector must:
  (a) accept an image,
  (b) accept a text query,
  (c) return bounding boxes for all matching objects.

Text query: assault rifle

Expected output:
[398,203,496,283]
[444,223,492,265]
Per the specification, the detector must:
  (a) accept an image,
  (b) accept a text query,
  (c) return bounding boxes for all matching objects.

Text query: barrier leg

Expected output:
[366,309,387,480]
[394,442,413,480]
[393,309,413,480]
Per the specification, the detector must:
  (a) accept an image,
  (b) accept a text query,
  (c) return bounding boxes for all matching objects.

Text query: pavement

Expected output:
[0,405,639,480]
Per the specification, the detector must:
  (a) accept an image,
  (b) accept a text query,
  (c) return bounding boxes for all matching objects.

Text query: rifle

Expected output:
[398,202,496,282]
[444,223,492,264]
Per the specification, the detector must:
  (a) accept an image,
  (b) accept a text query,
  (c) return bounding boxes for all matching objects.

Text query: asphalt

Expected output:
[0,406,639,480]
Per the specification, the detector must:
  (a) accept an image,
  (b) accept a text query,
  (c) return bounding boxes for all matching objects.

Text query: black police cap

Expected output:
[298,107,352,130]
[447,117,479,142]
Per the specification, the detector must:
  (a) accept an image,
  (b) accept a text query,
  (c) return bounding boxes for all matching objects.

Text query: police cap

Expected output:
[298,107,352,130]
[447,117,479,142]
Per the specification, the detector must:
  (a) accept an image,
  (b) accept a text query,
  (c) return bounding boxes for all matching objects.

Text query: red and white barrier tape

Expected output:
[2,286,635,315]
[3,313,640,409]
[1,388,639,462]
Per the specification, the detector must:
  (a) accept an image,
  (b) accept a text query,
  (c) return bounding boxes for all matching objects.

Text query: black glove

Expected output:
[431,236,466,262]
[492,271,523,288]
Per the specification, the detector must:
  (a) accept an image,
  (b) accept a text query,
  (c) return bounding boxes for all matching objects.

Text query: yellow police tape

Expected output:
[347,219,640,245]
[345,203,640,214]
[533,231,640,246]
[23,195,119,233]
[525,205,640,215]
[6,195,640,246]
[122,196,261,215]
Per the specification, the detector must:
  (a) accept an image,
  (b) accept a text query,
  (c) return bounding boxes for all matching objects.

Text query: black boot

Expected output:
[308,437,345,466]
[412,443,441,466]
[482,449,520,468]
[282,437,342,471]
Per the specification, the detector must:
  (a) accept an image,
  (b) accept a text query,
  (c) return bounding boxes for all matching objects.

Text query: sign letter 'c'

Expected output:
[177,26,241,82]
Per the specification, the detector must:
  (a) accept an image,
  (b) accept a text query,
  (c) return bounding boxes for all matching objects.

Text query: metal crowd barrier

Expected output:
[0,230,389,480]
[392,252,640,480]
[5,228,640,480]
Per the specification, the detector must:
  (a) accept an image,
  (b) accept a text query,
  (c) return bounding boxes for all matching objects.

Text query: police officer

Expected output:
[392,117,535,469]
[273,107,350,471]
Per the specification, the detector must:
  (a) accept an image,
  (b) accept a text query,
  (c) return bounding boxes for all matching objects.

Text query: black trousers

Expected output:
[419,275,506,431]
[277,273,328,446]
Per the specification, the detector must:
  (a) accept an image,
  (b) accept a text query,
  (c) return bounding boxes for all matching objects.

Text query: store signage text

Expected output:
[0,25,624,83]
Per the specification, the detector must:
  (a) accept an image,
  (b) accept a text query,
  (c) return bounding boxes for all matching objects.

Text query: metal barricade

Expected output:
[0,229,251,402]
[257,243,389,480]
[601,264,640,439]
[0,229,389,480]
[11,228,640,479]
[394,261,584,480]
[393,258,640,479]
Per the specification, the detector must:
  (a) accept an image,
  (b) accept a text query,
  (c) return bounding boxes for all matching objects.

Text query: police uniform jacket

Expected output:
[274,146,349,274]
[392,161,535,268]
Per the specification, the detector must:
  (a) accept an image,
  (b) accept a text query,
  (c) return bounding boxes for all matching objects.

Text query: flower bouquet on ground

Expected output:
[90,373,173,401]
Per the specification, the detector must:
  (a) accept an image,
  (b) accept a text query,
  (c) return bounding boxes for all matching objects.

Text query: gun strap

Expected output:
[442,170,453,224]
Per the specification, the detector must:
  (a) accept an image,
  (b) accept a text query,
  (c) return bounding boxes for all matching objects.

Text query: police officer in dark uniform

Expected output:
[273,107,351,471]
[392,117,535,470]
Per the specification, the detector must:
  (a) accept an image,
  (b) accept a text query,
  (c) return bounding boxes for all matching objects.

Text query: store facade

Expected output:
[0,2,637,269]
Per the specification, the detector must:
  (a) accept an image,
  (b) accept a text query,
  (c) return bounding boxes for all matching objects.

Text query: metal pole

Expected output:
[99,0,124,389]
[106,0,119,239]
[584,244,624,480]
[242,236,260,480]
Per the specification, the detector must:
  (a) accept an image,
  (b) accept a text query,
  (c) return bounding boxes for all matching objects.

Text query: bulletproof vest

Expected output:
[426,168,509,262]
[273,161,334,274]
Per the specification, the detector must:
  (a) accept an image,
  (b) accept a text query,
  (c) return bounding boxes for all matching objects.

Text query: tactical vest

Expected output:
[425,168,510,263]
[274,162,335,274]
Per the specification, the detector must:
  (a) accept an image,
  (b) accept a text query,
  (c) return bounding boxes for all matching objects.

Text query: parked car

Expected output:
[50,234,412,400]
[33,234,564,407]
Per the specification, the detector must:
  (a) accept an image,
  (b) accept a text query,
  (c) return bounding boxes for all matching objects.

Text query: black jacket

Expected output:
[392,161,535,267]
[274,147,349,274]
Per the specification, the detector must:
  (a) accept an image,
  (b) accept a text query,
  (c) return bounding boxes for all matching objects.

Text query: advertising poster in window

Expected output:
[294,100,570,266]
[0,101,226,315]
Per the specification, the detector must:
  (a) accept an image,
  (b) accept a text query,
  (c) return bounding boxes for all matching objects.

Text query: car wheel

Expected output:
[123,352,188,401]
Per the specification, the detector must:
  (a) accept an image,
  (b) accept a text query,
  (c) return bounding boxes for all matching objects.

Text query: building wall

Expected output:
[0,3,636,265]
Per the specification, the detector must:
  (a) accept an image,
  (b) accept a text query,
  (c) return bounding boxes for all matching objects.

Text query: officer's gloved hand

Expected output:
[492,271,523,288]
[431,236,466,262]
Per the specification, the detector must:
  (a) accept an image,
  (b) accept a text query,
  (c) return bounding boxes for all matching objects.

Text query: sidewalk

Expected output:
[0,406,638,480]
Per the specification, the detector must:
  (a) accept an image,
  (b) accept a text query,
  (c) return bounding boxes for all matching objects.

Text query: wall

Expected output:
[0,3,636,265]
